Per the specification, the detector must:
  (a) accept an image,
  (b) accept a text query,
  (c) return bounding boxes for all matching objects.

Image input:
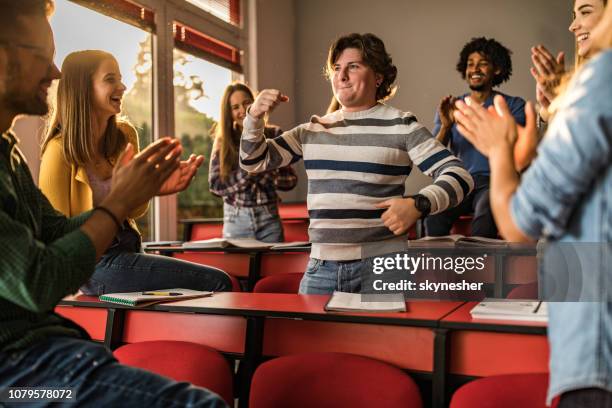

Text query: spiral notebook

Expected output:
[99,288,213,307]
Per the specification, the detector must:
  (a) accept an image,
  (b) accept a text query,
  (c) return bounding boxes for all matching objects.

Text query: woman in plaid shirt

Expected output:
[209,82,297,242]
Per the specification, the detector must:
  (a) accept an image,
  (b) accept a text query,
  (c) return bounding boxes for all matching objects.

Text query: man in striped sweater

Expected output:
[240,33,474,294]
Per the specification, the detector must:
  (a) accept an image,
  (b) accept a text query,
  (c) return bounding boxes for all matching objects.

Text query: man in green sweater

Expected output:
[0,1,224,406]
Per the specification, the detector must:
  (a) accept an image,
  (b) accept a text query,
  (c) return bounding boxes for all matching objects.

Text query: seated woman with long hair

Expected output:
[39,50,231,295]
[209,82,297,242]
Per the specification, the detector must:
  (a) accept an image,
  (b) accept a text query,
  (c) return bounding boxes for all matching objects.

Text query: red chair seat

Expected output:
[253,273,303,293]
[250,352,422,408]
[450,373,556,408]
[114,341,233,405]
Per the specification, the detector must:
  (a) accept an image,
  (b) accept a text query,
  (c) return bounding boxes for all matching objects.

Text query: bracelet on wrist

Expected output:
[94,206,123,230]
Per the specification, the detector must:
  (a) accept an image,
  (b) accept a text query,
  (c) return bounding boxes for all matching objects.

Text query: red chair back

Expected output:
[450,373,556,408]
[253,273,303,293]
[114,340,233,405]
[249,352,423,408]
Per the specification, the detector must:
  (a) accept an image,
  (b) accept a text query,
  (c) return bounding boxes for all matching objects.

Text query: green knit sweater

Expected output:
[0,131,96,352]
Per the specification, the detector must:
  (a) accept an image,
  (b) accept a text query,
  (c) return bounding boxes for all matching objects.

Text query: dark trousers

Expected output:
[424,175,498,238]
[558,388,612,408]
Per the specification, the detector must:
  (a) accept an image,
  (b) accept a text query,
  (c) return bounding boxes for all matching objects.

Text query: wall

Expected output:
[251,0,308,201]
[12,116,46,182]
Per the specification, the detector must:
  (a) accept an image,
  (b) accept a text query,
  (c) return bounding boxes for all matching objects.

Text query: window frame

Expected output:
[67,0,249,240]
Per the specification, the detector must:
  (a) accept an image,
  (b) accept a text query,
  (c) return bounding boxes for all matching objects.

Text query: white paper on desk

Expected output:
[324,291,406,312]
[470,299,548,322]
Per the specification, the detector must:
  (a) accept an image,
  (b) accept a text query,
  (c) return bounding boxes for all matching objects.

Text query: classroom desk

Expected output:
[406,243,537,298]
[144,245,311,291]
[437,301,548,407]
[57,293,463,407]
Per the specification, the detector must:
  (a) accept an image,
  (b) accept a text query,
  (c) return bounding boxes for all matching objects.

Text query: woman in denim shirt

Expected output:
[452,9,612,406]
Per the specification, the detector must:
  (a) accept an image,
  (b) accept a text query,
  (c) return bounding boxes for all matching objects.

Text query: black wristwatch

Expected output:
[411,194,431,218]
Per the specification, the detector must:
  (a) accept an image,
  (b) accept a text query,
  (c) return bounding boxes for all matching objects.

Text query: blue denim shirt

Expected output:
[511,50,612,403]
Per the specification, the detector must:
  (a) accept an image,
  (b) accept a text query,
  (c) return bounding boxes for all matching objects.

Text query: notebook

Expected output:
[99,288,213,307]
[407,235,508,248]
[470,299,548,322]
[324,291,406,312]
[182,238,311,250]
[182,238,273,249]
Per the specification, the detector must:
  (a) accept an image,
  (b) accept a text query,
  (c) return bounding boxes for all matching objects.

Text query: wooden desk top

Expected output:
[440,301,547,334]
[60,293,465,328]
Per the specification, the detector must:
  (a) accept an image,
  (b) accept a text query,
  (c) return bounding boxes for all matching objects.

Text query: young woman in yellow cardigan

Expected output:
[39,50,231,295]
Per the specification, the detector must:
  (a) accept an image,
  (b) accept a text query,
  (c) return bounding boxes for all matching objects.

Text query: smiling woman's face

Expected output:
[92,57,126,117]
[570,0,607,57]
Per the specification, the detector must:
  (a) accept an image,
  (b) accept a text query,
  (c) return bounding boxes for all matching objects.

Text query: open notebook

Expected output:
[99,288,213,307]
[408,235,508,248]
[182,238,310,250]
[470,298,548,322]
[324,291,406,312]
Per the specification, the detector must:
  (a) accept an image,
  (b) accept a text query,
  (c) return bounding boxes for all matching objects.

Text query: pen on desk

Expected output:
[533,301,543,314]
[142,291,183,296]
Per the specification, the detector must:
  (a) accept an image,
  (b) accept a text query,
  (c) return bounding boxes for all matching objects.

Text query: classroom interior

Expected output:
[14,0,581,407]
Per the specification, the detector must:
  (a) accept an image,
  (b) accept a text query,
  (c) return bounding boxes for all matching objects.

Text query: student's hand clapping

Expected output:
[158,153,205,196]
[108,138,182,216]
[530,45,565,121]
[375,198,421,235]
[438,95,456,129]
[249,89,290,119]
[453,96,537,168]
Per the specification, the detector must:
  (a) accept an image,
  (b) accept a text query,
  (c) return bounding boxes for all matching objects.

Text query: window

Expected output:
[174,48,235,236]
[50,0,155,240]
[184,0,241,25]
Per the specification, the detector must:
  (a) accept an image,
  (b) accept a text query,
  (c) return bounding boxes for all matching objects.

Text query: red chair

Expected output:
[279,202,308,218]
[450,215,473,236]
[253,273,303,293]
[281,219,309,242]
[190,223,224,240]
[114,340,233,405]
[450,373,557,408]
[228,274,242,292]
[506,281,539,299]
[249,352,422,408]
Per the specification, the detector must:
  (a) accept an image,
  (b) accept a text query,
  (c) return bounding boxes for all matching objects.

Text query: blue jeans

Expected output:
[425,175,498,238]
[0,336,226,407]
[222,202,283,243]
[81,251,232,296]
[299,257,375,294]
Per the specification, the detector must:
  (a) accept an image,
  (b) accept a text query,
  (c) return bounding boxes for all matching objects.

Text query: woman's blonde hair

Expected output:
[574,0,608,67]
[591,1,612,51]
[42,50,128,166]
[214,82,255,180]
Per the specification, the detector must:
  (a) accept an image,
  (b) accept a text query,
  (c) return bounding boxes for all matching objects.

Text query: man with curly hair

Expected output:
[425,37,526,238]
[239,33,474,294]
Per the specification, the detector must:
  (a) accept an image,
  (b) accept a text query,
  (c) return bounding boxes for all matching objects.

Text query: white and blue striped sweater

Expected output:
[240,103,474,260]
